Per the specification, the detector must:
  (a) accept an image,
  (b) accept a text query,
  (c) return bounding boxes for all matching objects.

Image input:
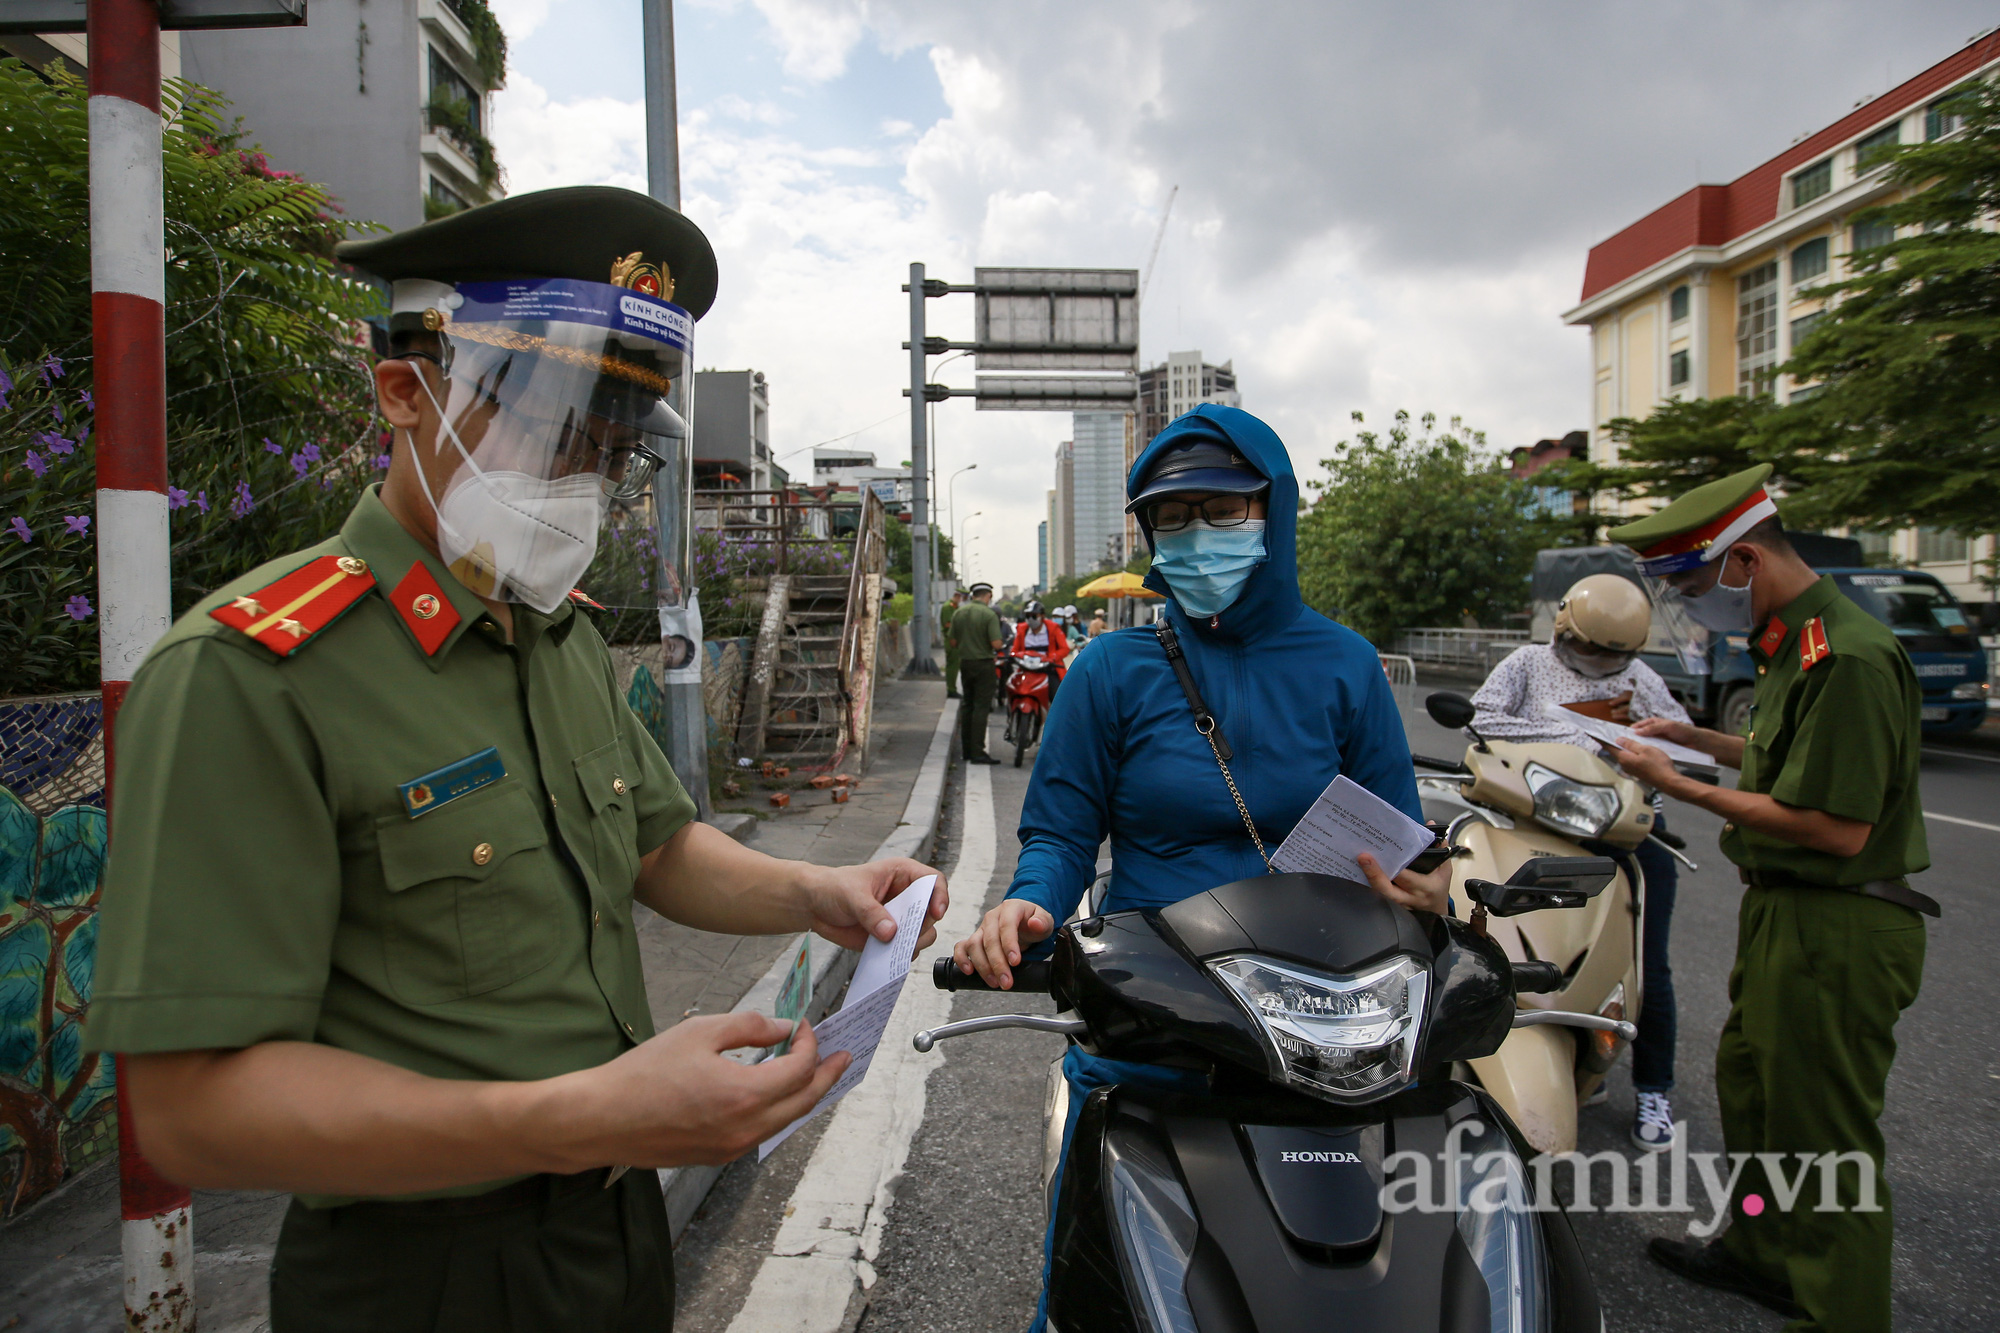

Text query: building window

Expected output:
[1669,349,1690,387]
[1852,215,1896,252]
[1787,382,1823,404]
[1669,285,1689,322]
[1790,311,1825,346]
[1927,92,1968,141]
[429,47,483,135]
[1790,159,1832,210]
[1736,261,1779,396]
[1854,122,1900,172]
[1855,529,1893,564]
[1790,236,1829,285]
[1917,527,1969,564]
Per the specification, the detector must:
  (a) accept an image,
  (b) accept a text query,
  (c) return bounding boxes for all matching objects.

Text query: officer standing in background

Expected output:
[951,581,1004,765]
[83,186,946,1332]
[942,587,966,699]
[1606,465,1932,1333]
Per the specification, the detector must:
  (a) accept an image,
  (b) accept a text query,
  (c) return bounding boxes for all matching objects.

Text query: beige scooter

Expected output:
[1413,691,1657,1155]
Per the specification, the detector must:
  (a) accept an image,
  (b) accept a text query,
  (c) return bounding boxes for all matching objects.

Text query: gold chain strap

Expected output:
[1197,716,1275,874]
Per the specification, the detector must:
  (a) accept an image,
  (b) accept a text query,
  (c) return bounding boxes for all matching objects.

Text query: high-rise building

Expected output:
[1070,412,1134,574]
[692,370,775,492]
[1047,444,1075,582]
[1037,520,1049,592]
[1129,350,1241,566]
[177,0,508,232]
[1566,30,2000,604]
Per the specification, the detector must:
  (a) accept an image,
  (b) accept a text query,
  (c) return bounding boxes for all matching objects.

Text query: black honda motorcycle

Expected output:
[917,860,1632,1333]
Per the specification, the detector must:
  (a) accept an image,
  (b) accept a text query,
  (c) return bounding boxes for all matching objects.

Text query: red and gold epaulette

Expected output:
[568,588,608,611]
[208,555,376,657]
[1799,616,1832,671]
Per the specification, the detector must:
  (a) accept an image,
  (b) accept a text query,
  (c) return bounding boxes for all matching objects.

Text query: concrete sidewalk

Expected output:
[0,678,954,1332]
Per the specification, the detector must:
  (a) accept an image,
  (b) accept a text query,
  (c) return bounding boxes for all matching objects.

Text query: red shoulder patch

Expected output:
[1799,616,1832,671]
[389,561,462,656]
[209,555,376,657]
[1757,616,1788,656]
[568,588,608,611]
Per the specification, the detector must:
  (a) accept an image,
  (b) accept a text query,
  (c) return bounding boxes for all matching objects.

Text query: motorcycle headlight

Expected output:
[1209,954,1428,1104]
[1452,1118,1549,1333]
[1104,1126,1200,1333]
[1522,763,1620,840]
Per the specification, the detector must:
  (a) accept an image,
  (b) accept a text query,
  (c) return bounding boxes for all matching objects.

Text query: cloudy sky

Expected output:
[489,0,1995,589]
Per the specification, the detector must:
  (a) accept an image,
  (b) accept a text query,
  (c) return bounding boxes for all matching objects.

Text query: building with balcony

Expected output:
[693,369,780,492]
[179,0,506,232]
[1565,30,2000,604]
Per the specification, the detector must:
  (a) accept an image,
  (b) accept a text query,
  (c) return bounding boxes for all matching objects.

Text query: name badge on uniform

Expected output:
[400,747,506,817]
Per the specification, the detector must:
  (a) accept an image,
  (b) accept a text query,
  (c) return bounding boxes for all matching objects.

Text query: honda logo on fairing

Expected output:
[1280,1151,1363,1163]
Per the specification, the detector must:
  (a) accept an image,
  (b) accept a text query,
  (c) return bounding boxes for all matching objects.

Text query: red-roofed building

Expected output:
[1564,30,1999,434]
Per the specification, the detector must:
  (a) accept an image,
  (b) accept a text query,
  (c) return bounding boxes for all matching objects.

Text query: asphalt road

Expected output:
[847,684,1997,1331]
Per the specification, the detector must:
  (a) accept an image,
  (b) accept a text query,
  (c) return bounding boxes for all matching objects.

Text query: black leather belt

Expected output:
[333,1167,617,1220]
[1739,868,1940,918]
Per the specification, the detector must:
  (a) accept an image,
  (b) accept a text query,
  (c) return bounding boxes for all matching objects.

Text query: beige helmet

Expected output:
[1554,574,1650,652]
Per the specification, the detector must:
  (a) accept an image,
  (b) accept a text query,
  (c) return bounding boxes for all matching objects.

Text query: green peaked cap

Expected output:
[335,185,719,321]
[1608,463,1774,552]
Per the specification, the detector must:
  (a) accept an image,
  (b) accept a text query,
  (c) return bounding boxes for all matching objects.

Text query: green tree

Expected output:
[1296,410,1546,645]
[0,63,386,694]
[1758,80,2000,537]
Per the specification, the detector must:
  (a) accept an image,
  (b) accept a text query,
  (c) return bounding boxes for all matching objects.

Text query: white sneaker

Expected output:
[1631,1091,1678,1152]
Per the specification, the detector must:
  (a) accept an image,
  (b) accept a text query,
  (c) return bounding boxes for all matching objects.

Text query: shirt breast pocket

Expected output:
[575,740,642,894]
[375,779,561,1004]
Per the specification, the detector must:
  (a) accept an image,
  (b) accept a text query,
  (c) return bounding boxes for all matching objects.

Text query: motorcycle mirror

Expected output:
[1466,855,1618,917]
[1425,691,1477,730]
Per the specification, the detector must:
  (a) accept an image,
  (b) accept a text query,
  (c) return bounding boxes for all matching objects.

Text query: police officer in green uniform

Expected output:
[82,186,946,1333]
[942,588,966,698]
[950,582,1004,764]
[1605,465,1933,1333]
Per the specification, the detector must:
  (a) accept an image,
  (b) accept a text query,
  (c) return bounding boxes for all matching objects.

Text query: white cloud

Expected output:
[490,74,646,195]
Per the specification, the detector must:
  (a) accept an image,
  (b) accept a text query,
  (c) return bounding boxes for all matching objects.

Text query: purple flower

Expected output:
[35,431,74,457]
[168,485,189,510]
[23,450,46,478]
[264,438,283,455]
[374,453,393,470]
[49,400,62,423]
[230,480,255,518]
[291,452,311,478]
[300,442,322,463]
[63,514,89,536]
[0,366,12,409]
[8,517,30,542]
[38,355,62,384]
[194,490,209,514]
[78,389,92,411]
[65,594,92,621]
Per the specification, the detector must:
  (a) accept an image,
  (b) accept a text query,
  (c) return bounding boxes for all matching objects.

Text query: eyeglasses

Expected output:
[1146,494,1254,532]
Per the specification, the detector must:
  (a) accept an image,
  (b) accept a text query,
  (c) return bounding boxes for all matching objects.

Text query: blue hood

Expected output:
[1133,405,1302,644]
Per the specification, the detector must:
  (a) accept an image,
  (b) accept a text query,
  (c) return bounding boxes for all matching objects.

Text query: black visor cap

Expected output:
[1126,440,1269,513]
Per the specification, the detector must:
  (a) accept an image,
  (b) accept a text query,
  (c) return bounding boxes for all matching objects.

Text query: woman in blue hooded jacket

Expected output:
[950,406,1450,1330]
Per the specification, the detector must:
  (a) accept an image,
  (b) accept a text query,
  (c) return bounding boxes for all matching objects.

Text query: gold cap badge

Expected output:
[609,251,675,303]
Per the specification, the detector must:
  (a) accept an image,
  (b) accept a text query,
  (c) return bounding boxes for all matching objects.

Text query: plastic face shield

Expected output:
[404,278,691,503]
[1634,546,1723,675]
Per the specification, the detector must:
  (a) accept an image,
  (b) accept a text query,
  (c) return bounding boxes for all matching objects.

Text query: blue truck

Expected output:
[1530,541,1991,738]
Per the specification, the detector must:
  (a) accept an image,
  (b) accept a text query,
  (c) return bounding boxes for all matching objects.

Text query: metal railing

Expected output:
[1378,653,1418,711]
[1391,628,1530,674]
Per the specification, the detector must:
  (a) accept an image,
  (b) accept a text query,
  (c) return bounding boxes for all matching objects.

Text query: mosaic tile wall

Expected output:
[0,692,116,1218]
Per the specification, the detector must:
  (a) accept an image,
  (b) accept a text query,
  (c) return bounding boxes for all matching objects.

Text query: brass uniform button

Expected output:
[549,793,559,810]
[1757,665,1767,676]
[471,841,494,866]
[612,777,627,796]
[336,556,369,577]
[623,1020,635,1036]
[592,909,601,926]
[1722,822,1735,834]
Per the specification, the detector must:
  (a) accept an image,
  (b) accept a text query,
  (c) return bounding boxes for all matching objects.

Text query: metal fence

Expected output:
[1390,628,1530,674]
[1378,653,1418,711]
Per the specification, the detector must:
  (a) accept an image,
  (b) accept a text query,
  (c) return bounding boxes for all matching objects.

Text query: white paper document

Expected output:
[1269,775,1434,883]
[1546,707,1715,768]
[758,875,936,1159]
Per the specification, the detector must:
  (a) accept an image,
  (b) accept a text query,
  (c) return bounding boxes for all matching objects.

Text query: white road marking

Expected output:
[1925,810,2000,834]
[1923,746,2000,766]
[725,763,998,1333]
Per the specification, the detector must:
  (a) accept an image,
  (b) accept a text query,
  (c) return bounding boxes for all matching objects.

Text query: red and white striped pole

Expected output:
[88,0,194,1327]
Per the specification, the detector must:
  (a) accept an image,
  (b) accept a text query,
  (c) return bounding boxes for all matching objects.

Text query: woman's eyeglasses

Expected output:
[1146,495,1253,532]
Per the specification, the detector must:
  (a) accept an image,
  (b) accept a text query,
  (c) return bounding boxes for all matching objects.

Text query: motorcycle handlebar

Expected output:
[1510,960,1565,994]
[1412,753,1472,775]
[931,957,1052,993]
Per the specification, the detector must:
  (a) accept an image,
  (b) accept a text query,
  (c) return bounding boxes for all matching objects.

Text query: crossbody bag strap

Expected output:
[1154,623,1274,873]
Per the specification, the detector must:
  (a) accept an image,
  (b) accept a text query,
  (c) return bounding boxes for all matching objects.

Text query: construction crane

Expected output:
[1139,184,1179,303]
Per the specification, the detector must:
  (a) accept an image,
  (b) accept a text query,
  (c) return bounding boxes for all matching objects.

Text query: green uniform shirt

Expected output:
[950,601,1003,661]
[85,487,695,1199]
[1719,576,1929,886]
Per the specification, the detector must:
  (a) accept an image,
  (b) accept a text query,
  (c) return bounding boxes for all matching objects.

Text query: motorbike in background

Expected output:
[920,862,1633,1332]
[1000,651,1059,767]
[1408,690,1677,1155]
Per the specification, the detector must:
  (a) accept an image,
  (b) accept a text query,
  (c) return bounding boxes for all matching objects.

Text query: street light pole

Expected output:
[905,261,936,675]
[946,463,977,577]
[958,510,983,572]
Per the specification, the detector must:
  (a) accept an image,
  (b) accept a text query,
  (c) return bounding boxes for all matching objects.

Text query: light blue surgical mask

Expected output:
[1152,520,1266,618]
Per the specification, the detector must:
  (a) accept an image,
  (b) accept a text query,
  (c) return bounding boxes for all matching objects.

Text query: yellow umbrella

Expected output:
[1075,571,1161,599]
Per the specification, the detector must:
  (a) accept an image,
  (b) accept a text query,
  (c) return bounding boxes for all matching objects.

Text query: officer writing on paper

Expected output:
[1604,466,1932,1333]
[83,187,945,1332]
[1469,574,1693,1152]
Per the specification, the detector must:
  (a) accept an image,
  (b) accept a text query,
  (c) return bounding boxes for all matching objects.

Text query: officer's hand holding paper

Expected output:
[1270,775,1435,884]
[759,874,937,1159]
